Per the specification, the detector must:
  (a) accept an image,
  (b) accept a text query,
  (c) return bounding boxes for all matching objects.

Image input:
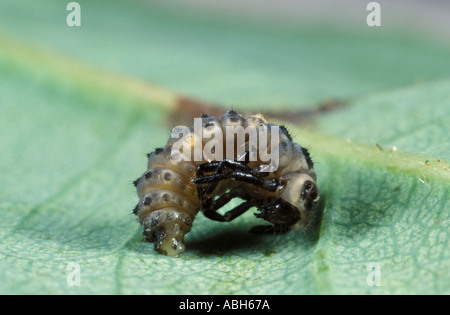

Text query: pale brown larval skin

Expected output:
[133,111,318,256]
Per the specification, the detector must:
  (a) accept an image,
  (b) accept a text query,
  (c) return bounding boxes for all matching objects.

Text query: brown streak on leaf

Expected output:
[261,99,348,124]
[172,95,348,125]
[173,96,227,125]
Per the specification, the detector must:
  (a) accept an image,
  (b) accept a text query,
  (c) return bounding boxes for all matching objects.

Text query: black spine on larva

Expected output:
[132,204,139,215]
[279,125,293,142]
[301,147,314,169]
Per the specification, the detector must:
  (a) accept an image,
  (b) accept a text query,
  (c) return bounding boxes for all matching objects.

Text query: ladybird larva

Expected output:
[133,110,319,256]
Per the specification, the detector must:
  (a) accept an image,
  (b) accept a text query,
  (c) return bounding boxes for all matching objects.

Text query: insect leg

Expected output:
[196,159,254,201]
[196,162,223,208]
[203,161,232,195]
[196,159,253,178]
[196,162,227,203]
[201,189,241,221]
[206,159,254,194]
[194,171,281,192]
[222,199,258,222]
[202,190,257,222]
[196,162,221,177]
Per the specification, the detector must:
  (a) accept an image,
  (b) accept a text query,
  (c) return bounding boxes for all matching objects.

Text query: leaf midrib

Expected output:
[1,35,448,184]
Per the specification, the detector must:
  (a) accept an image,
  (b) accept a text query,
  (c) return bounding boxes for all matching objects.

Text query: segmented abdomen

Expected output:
[133,147,200,256]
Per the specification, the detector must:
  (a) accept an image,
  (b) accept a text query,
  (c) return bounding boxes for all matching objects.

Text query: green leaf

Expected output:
[0,0,449,295]
[1,0,450,107]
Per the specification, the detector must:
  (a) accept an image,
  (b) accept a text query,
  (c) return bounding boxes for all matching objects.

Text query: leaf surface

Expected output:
[0,0,448,295]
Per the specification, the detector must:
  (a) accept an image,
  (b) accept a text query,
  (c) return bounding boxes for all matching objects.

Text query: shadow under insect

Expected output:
[187,226,265,256]
[187,194,325,257]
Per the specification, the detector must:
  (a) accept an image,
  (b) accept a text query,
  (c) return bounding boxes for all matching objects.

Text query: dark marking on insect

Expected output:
[163,172,172,181]
[143,196,152,206]
[132,110,319,256]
